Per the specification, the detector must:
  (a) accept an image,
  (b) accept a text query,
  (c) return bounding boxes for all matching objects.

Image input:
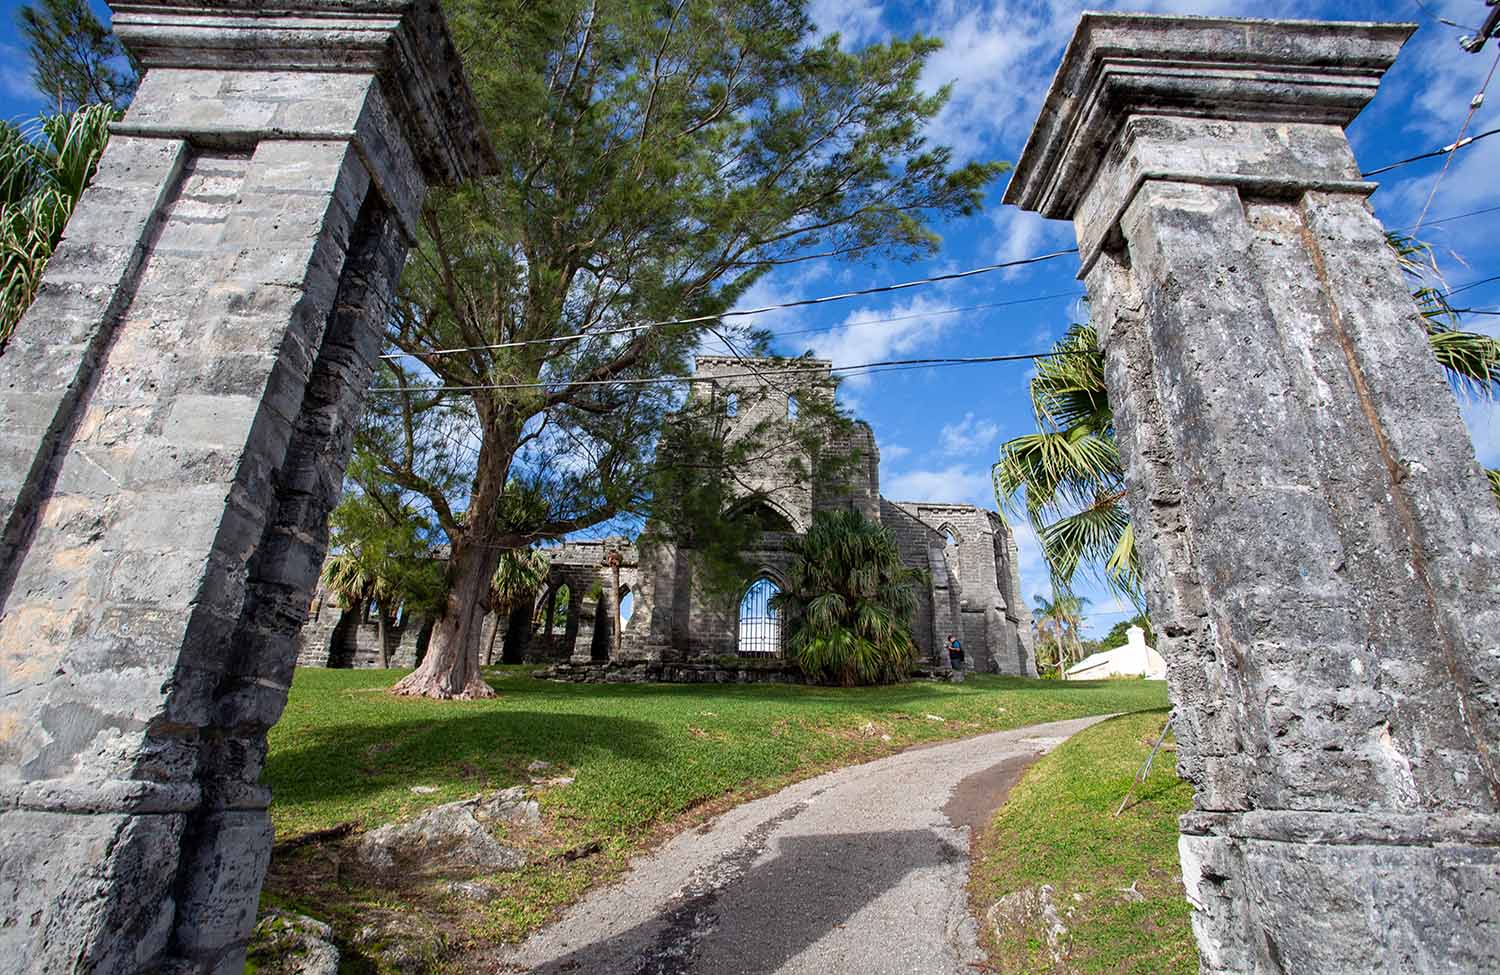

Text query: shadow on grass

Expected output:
[486,671,1151,707]
[263,710,668,811]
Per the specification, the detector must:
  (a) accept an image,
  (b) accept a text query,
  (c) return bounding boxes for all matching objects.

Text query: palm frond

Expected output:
[1426,320,1500,399]
[1,104,117,354]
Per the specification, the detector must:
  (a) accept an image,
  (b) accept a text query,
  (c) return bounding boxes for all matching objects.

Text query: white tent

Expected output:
[1066,625,1166,680]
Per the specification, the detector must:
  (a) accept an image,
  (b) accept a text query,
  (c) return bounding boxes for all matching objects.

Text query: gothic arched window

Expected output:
[738,577,782,655]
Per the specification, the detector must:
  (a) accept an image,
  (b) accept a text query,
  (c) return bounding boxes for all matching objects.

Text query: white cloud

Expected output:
[883,464,994,506]
[804,293,963,387]
[880,443,911,464]
[809,0,885,47]
[938,412,1002,454]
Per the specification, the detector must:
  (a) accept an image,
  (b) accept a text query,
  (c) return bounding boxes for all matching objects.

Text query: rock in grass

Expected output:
[352,786,539,881]
[446,880,498,903]
[246,909,339,975]
[985,884,1071,967]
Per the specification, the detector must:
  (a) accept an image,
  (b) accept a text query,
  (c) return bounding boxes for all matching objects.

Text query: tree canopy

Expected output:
[16,0,137,112]
[370,0,1006,699]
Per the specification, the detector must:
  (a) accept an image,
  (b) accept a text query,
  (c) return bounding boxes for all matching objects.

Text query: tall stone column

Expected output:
[0,3,491,972]
[1006,15,1500,973]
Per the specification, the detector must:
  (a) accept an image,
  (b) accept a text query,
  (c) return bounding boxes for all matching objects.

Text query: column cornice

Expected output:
[110,0,495,184]
[1002,13,1414,220]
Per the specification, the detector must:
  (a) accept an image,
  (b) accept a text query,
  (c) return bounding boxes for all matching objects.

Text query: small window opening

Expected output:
[787,394,799,419]
[725,392,738,417]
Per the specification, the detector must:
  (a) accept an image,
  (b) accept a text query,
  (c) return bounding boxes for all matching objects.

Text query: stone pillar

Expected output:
[1006,14,1500,974]
[0,3,491,972]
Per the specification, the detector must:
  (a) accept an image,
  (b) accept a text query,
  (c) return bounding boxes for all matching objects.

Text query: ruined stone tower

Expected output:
[543,357,1037,674]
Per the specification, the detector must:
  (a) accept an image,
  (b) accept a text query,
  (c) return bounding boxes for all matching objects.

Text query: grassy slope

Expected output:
[969,709,1196,975]
[261,667,1168,963]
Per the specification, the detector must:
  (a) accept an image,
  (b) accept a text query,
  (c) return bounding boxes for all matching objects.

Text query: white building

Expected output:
[1066,625,1166,680]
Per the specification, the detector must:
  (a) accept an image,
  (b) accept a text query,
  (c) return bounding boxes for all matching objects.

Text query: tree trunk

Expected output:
[391,421,514,699]
[376,610,390,669]
[391,538,501,699]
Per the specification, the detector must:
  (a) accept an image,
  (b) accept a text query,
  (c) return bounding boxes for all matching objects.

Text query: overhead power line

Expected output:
[1442,271,1500,298]
[380,248,1080,361]
[1412,46,1500,232]
[1360,125,1500,178]
[369,351,1066,395]
[1401,202,1500,230]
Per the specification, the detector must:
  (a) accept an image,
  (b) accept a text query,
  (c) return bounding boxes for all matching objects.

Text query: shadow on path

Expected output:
[525,828,960,975]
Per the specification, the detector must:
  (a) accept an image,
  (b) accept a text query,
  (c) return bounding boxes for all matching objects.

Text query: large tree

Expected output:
[374,0,1004,698]
[17,0,137,112]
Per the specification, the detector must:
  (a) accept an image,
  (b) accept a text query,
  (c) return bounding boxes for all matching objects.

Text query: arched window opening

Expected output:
[619,586,634,623]
[533,587,552,636]
[737,499,795,533]
[725,392,738,417]
[738,577,782,655]
[787,394,799,419]
[942,526,961,580]
[551,583,571,635]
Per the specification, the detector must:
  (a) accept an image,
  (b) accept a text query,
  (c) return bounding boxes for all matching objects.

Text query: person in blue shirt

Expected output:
[946,633,964,670]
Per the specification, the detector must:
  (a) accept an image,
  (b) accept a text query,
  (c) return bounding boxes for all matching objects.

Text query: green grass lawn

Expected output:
[260,667,1169,970]
[969,709,1196,975]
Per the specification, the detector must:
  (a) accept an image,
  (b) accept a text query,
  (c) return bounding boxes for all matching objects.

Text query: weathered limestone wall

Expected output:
[1007,13,1500,973]
[878,500,1035,675]
[0,3,489,972]
[815,418,882,521]
[887,502,1035,676]
[692,356,835,531]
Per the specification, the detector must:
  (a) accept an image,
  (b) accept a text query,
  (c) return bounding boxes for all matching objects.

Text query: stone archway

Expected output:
[0,3,492,972]
[1005,13,1500,973]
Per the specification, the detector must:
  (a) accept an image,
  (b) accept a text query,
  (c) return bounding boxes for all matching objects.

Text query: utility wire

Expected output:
[1360,125,1500,178]
[1443,271,1500,298]
[774,290,1083,340]
[1412,46,1500,232]
[1400,201,1500,231]
[379,248,1079,360]
[1410,0,1480,33]
[369,351,1066,395]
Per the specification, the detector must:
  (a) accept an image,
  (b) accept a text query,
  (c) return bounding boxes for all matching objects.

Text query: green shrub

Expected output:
[772,510,924,686]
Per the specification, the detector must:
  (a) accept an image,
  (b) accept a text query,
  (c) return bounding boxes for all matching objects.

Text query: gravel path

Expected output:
[492,715,1109,975]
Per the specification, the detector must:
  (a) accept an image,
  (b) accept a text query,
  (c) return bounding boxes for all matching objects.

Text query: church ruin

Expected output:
[300,356,1037,679]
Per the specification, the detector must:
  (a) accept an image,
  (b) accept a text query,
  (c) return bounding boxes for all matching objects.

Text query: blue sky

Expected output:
[3,0,1498,637]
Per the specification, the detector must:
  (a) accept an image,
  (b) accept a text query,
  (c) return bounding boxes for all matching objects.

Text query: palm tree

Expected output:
[993,323,1138,602]
[320,551,402,667]
[771,510,926,686]
[996,232,1500,599]
[485,547,549,665]
[1,103,115,354]
[1032,591,1088,677]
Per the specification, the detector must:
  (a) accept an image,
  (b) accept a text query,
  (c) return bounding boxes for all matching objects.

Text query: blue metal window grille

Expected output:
[738,577,782,655]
